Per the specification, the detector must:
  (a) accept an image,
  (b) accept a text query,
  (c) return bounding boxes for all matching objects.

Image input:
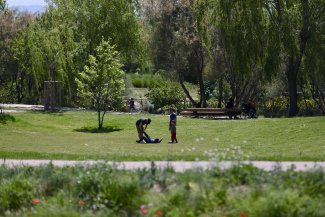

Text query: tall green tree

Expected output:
[0,10,33,103]
[77,39,125,129]
[141,0,208,107]
[11,5,76,111]
[50,0,145,70]
[197,0,325,116]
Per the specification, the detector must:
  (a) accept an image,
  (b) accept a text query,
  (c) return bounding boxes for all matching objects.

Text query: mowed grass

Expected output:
[0,111,324,161]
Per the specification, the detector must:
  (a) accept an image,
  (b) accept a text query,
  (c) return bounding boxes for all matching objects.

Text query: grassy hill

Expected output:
[0,111,324,161]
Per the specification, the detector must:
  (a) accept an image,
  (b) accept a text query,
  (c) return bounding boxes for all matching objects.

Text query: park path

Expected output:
[3,103,98,113]
[1,159,325,172]
[2,103,158,115]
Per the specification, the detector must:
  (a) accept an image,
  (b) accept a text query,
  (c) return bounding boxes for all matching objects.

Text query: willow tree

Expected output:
[141,0,208,108]
[77,39,125,129]
[11,5,76,111]
[49,0,145,70]
[197,0,325,116]
[0,10,33,103]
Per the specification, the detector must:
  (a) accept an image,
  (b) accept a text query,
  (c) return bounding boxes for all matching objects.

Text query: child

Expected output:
[169,120,178,143]
[136,131,163,143]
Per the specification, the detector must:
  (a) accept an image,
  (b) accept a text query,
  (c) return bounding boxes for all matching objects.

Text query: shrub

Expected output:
[1,162,325,216]
[130,73,163,88]
[145,80,186,111]
[0,175,34,214]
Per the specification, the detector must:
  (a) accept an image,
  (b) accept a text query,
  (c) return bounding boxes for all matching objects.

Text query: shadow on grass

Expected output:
[0,113,16,124]
[31,110,68,116]
[74,125,122,133]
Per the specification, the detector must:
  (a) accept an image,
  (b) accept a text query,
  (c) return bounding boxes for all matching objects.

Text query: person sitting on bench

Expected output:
[136,131,163,143]
[243,98,257,118]
[226,98,238,119]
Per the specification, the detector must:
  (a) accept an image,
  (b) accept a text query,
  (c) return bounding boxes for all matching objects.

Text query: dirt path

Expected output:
[1,159,324,172]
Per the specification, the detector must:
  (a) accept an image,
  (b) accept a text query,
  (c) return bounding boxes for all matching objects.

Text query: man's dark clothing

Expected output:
[136,118,147,126]
[226,101,234,109]
[170,112,177,126]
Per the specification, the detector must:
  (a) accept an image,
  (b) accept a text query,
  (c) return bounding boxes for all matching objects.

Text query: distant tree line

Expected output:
[0,0,325,116]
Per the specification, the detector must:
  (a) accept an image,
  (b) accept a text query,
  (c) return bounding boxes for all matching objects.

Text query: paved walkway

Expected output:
[1,160,325,172]
[2,104,160,115]
[2,104,97,113]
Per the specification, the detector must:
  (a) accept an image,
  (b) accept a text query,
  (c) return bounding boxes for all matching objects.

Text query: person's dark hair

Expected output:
[229,98,234,102]
[169,107,174,111]
[148,118,151,124]
[154,138,159,142]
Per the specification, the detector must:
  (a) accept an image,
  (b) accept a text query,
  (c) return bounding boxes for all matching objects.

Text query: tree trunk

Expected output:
[45,83,50,110]
[98,99,102,129]
[180,81,199,108]
[218,76,223,108]
[197,49,206,108]
[286,0,308,117]
[51,82,56,112]
[287,59,299,116]
[98,110,102,129]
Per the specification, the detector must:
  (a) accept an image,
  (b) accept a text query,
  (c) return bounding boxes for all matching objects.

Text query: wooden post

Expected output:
[59,83,61,111]
[50,82,53,111]
[44,82,46,111]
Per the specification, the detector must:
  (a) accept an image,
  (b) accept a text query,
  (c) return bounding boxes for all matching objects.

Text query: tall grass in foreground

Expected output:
[1,162,325,217]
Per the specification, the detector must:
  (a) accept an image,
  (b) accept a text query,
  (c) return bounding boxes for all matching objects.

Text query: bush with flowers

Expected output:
[0,161,325,216]
[257,96,322,118]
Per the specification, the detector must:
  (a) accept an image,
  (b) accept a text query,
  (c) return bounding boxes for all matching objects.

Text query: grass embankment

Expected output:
[0,111,324,161]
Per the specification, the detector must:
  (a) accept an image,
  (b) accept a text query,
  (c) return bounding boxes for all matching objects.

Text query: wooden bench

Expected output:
[180,108,242,118]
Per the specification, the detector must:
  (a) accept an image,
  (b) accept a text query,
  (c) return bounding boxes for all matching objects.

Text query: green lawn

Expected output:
[0,111,324,161]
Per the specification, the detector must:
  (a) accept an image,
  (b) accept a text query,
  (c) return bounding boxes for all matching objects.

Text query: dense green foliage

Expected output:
[196,0,325,115]
[1,163,325,216]
[145,81,186,110]
[1,0,143,110]
[130,73,163,88]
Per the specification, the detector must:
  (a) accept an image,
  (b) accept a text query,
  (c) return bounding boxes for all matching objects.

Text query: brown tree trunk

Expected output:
[287,59,299,116]
[51,72,56,112]
[197,49,206,108]
[98,100,102,129]
[180,81,200,108]
[218,76,223,108]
